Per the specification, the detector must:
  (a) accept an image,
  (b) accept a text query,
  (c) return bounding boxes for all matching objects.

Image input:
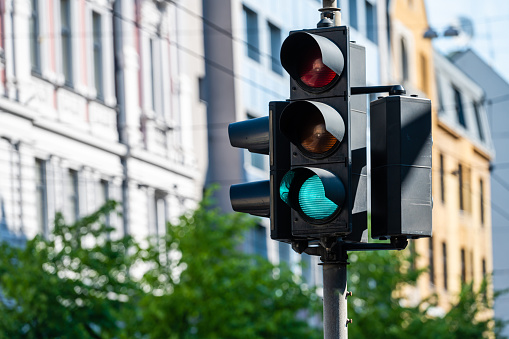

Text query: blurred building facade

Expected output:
[451,49,509,336]
[388,0,494,312]
[0,0,501,327]
[202,0,390,284]
[0,0,206,244]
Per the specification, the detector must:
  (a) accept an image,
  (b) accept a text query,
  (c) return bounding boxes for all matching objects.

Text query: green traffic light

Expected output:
[280,168,343,223]
[298,175,338,220]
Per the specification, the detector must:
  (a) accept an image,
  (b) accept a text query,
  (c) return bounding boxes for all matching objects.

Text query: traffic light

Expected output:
[269,101,292,241]
[370,95,432,239]
[229,115,270,218]
[229,101,294,241]
[277,26,367,240]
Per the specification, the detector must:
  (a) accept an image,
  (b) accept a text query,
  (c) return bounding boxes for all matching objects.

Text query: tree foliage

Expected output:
[0,194,505,338]
[0,197,323,338]
[137,196,322,339]
[347,249,506,339]
[0,201,139,338]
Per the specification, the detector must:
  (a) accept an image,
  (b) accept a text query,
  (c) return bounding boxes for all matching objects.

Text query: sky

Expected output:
[425,0,509,83]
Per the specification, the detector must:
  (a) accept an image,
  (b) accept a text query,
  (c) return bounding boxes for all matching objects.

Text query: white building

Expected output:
[0,0,206,244]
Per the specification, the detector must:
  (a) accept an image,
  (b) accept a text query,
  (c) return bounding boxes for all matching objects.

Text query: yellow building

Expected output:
[388,0,494,311]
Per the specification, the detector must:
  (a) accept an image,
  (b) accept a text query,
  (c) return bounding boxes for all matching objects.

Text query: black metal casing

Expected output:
[269,101,292,241]
[229,117,271,218]
[279,26,367,240]
[370,95,432,239]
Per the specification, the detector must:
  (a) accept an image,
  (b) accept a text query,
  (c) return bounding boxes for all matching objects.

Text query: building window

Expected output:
[149,38,157,112]
[35,159,48,236]
[436,78,444,114]
[453,87,466,127]
[482,258,487,301]
[154,194,166,236]
[480,179,484,225]
[458,164,471,212]
[458,164,464,211]
[98,179,110,226]
[461,248,466,284]
[61,0,72,86]
[473,102,485,141]
[253,224,267,259]
[349,0,358,29]
[250,151,265,170]
[302,253,313,285]
[429,237,434,286]
[92,11,104,99]
[365,1,377,43]
[440,153,445,203]
[279,241,291,265]
[268,22,282,74]
[420,53,428,93]
[67,169,79,223]
[30,0,41,73]
[100,180,109,205]
[243,6,260,62]
[470,251,474,283]
[442,242,448,290]
[400,38,408,81]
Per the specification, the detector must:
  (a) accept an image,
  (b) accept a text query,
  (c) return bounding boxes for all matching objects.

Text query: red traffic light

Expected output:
[298,49,336,88]
[281,31,344,92]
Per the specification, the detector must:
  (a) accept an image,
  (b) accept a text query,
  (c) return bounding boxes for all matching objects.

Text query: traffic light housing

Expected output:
[229,101,295,241]
[269,101,292,241]
[229,115,270,218]
[370,95,432,239]
[277,26,367,240]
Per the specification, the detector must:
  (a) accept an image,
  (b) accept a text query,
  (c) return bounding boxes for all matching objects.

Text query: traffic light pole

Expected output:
[298,238,408,339]
[322,249,349,339]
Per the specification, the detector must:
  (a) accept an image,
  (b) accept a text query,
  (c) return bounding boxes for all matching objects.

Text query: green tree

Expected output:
[136,195,323,339]
[347,249,506,339]
[0,201,140,338]
[0,196,323,338]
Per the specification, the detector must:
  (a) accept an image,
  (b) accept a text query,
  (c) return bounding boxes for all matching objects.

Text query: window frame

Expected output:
[92,11,104,100]
[442,242,448,290]
[30,0,41,74]
[473,101,485,141]
[453,86,467,128]
[365,0,378,43]
[60,0,73,86]
[243,6,260,62]
[429,237,435,286]
[400,38,408,81]
[268,21,282,74]
[458,163,464,211]
[461,248,466,284]
[35,159,48,236]
[480,178,485,225]
[349,0,358,29]
[67,169,80,223]
[440,153,445,203]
